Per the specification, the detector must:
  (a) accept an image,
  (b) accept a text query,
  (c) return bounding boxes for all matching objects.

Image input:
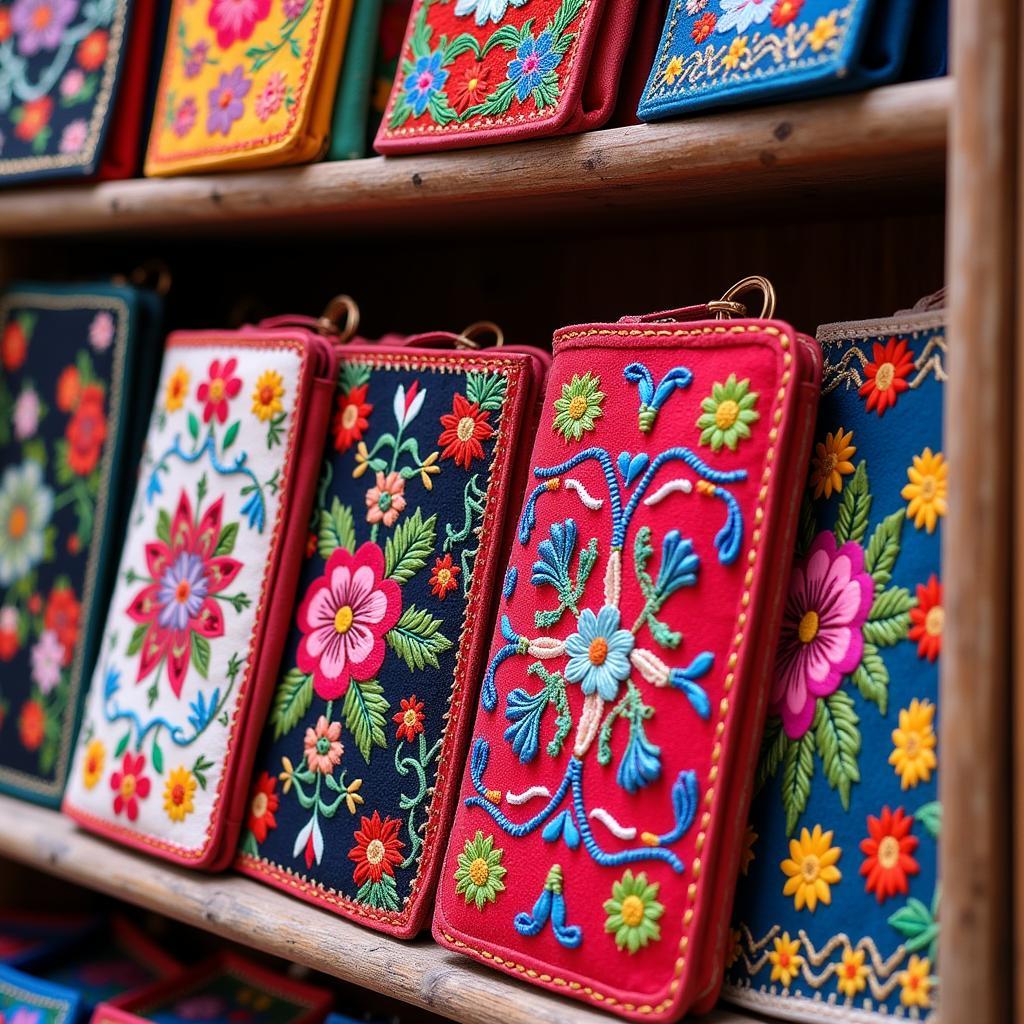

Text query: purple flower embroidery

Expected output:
[184,38,209,79]
[173,97,197,138]
[207,66,250,136]
[11,0,78,56]
[770,531,874,739]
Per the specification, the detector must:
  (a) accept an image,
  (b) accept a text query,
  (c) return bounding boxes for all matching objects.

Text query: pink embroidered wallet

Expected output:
[373,0,640,153]
[433,294,822,1020]
[62,323,338,870]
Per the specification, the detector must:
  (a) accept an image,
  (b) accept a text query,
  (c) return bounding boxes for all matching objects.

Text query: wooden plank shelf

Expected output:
[0,79,949,238]
[0,795,763,1024]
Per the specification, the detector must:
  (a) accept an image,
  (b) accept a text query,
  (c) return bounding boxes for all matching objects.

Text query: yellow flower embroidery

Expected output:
[664,55,685,85]
[809,427,856,499]
[165,366,190,413]
[82,738,105,790]
[353,441,371,478]
[899,954,933,1008]
[345,777,365,815]
[723,35,749,70]
[419,450,441,491]
[901,447,947,533]
[251,369,284,422]
[836,947,869,998]
[279,755,295,794]
[808,13,839,52]
[780,824,842,912]
[768,932,803,988]
[890,698,937,789]
[163,766,197,823]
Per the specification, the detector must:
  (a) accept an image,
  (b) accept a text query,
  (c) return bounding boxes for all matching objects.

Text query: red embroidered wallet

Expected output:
[433,285,822,1020]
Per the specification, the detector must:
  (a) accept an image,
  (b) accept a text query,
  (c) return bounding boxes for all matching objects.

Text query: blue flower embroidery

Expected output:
[507,31,562,103]
[404,51,449,117]
[564,606,635,701]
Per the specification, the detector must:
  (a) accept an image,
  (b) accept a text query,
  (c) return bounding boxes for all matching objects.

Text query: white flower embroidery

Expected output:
[454,0,530,27]
[717,0,773,34]
[686,0,708,13]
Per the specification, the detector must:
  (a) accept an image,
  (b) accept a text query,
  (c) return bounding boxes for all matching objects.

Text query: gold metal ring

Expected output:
[716,275,777,320]
[457,320,504,350]
[319,295,361,344]
[707,300,748,318]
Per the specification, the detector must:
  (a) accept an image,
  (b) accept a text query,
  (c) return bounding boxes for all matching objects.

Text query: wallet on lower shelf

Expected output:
[0,964,86,1024]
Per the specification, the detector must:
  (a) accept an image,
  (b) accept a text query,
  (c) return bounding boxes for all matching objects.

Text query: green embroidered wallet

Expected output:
[328,0,385,160]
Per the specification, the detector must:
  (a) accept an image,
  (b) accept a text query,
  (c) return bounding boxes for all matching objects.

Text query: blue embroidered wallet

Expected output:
[0,964,86,1024]
[637,0,920,121]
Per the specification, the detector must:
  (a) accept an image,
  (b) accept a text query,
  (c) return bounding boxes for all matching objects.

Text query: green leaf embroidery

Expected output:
[915,800,942,840]
[239,831,259,857]
[156,508,171,546]
[852,641,889,714]
[215,522,239,557]
[387,605,453,670]
[187,412,200,441]
[757,716,788,793]
[782,730,815,835]
[864,585,915,647]
[384,509,437,584]
[125,623,148,657]
[864,509,906,590]
[223,421,241,451]
[465,371,507,412]
[338,361,371,392]
[151,738,164,775]
[887,897,938,956]
[270,669,314,741]
[114,732,131,758]
[813,691,861,810]
[343,678,390,763]
[356,873,401,911]
[833,461,871,545]
[191,634,210,678]
[192,754,215,789]
[318,497,356,558]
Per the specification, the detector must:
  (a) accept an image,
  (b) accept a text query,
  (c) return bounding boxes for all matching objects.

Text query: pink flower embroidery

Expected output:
[303,715,343,774]
[296,543,401,701]
[89,311,115,351]
[254,70,286,121]
[770,531,873,738]
[197,357,242,423]
[59,118,88,154]
[173,97,198,138]
[207,0,271,49]
[365,470,406,527]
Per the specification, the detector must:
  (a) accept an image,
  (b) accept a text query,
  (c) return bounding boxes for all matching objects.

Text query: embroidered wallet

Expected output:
[374,0,641,153]
[637,0,919,122]
[236,329,549,938]
[144,0,355,176]
[0,282,163,807]
[328,0,384,160]
[723,297,945,1023]
[62,321,339,870]
[432,294,822,1020]
[0,965,85,1024]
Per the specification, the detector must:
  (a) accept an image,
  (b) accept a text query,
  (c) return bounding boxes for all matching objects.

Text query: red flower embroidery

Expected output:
[1,320,27,371]
[110,752,151,821]
[77,28,108,71]
[0,8,11,43]
[860,806,920,903]
[56,365,81,412]
[208,0,271,49]
[64,384,107,476]
[125,491,242,698]
[197,358,242,424]
[770,0,803,27]
[44,585,80,666]
[393,695,425,742]
[0,611,17,661]
[858,337,914,416]
[348,810,404,886]
[908,574,942,662]
[18,700,44,751]
[247,771,279,843]
[429,553,459,599]
[438,393,494,469]
[692,12,716,42]
[14,96,52,142]
[453,63,489,113]
[333,384,372,454]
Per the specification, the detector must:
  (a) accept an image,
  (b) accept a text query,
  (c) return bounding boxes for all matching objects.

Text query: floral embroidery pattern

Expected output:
[696,373,759,452]
[454,830,507,908]
[779,824,841,912]
[551,372,603,442]
[603,870,664,954]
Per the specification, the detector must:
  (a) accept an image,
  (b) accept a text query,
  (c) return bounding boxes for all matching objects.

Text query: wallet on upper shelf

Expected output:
[0,282,163,807]
[374,0,641,153]
[62,313,340,869]
[723,295,945,1024]
[432,281,822,1020]
[236,326,549,938]
[328,0,385,160]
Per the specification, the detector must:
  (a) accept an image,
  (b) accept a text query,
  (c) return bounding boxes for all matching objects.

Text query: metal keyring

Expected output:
[716,275,777,320]
[318,294,361,344]
[456,320,505,350]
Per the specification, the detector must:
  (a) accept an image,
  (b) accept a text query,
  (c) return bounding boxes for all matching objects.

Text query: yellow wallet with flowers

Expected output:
[144,0,354,176]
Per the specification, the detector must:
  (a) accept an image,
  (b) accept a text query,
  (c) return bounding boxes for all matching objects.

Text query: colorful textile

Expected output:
[0,965,84,1024]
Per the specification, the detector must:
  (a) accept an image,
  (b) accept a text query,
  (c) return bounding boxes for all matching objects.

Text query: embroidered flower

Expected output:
[247,771,278,842]
[889,698,937,790]
[552,372,603,442]
[197,357,242,424]
[183,38,208,78]
[125,491,242,698]
[89,310,115,351]
[165,366,190,412]
[343,777,364,814]
[0,461,53,587]
[163,766,197,823]
[438,393,494,469]
[10,0,76,55]
[908,575,942,661]
[564,606,635,702]
[418,450,441,490]
[836,947,869,998]
[1,319,27,370]
[30,629,63,694]
[696,373,759,451]
[454,831,507,909]
[393,380,426,430]
[365,470,407,527]
[717,0,772,33]
[780,824,841,912]
[59,118,88,154]
[807,12,838,51]
[403,51,449,118]
[452,62,490,112]
[282,0,304,16]
[65,384,107,475]
[110,752,151,822]
[349,811,404,885]
[686,0,708,13]
[173,97,197,138]
[56,366,78,410]
[12,385,39,440]
[77,28,108,71]
[0,605,19,660]
[304,715,344,774]
[453,0,529,26]
[860,806,919,903]
[767,932,803,988]
[901,448,946,533]
[0,7,11,41]
[14,96,52,142]
[251,369,284,421]
[353,440,371,478]
[858,336,914,415]
[19,699,44,750]
[207,0,271,49]
[393,695,425,742]
[82,738,105,789]
[809,427,855,499]
[899,955,933,1009]
[507,30,562,103]
[429,553,459,599]
[44,584,79,665]
[207,67,251,136]
[332,384,372,454]
[771,531,873,739]
[254,71,287,122]
[60,67,84,97]
[691,12,716,43]
[723,34,748,68]
[296,543,401,700]
[603,870,664,954]
[664,53,686,83]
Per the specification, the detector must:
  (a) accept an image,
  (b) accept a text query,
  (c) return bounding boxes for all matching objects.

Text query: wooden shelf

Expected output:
[0,795,764,1024]
[0,79,949,238]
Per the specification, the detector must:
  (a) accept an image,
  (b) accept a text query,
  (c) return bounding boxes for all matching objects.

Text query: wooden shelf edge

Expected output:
[0,795,762,1024]
[0,79,950,238]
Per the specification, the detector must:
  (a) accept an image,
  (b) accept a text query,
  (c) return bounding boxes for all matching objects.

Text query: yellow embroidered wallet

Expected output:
[144,0,354,176]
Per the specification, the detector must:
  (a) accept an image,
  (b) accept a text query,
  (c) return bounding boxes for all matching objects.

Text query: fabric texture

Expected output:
[433,314,821,1020]
[637,0,918,121]
[0,284,161,807]
[144,0,355,175]
[327,0,383,159]
[723,307,945,1023]
[62,330,332,868]
[0,965,84,1024]
[374,0,640,153]
[236,343,546,938]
